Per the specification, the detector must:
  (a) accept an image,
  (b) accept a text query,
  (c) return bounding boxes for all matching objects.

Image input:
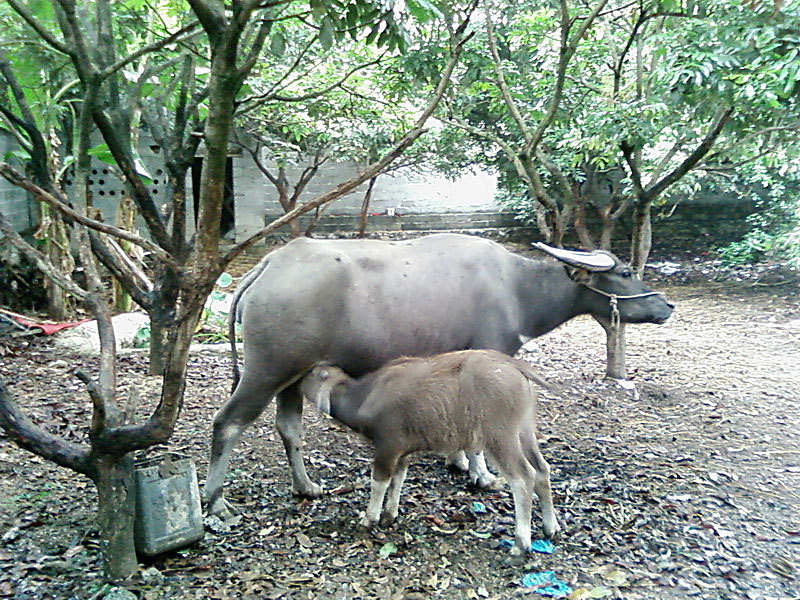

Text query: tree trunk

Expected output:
[358,176,378,238]
[43,209,74,321]
[92,453,137,580]
[112,195,136,313]
[147,271,179,375]
[573,199,595,249]
[630,198,652,277]
[288,215,300,238]
[599,214,615,251]
[595,317,627,379]
[148,316,172,376]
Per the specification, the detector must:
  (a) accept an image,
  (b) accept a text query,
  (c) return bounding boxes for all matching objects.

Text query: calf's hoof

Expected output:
[472,472,498,490]
[445,453,470,473]
[509,542,530,564]
[543,521,561,541]
[379,512,397,528]
[359,514,379,529]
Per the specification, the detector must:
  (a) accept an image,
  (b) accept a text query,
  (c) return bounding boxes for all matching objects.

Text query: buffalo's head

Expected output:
[533,243,674,325]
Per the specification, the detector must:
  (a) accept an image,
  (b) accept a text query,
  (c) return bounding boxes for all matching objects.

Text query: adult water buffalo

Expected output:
[205,233,673,516]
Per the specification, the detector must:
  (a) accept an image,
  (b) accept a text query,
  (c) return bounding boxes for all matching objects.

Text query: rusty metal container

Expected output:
[133,454,204,555]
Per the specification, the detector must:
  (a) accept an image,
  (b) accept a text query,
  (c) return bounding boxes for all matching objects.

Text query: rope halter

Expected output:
[581,284,667,329]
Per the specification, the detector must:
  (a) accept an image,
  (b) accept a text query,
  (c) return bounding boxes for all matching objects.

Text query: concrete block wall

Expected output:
[68,140,170,236]
[247,157,500,240]
[233,152,269,243]
[263,159,498,215]
[0,133,34,232]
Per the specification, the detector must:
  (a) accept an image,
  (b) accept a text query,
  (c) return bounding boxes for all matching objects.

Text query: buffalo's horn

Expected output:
[532,242,616,272]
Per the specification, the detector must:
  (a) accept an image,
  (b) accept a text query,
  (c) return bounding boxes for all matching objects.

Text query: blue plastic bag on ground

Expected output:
[520,571,572,597]
[499,538,555,553]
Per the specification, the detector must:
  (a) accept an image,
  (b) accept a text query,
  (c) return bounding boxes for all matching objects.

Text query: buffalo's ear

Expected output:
[564,265,591,284]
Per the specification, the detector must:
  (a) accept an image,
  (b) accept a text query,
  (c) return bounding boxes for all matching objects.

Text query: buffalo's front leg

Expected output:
[276,382,323,498]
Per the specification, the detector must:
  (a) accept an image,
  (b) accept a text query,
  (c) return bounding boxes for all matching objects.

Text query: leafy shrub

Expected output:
[718,196,800,266]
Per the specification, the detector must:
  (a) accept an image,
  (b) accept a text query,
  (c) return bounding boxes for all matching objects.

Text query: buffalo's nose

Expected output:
[666,300,675,309]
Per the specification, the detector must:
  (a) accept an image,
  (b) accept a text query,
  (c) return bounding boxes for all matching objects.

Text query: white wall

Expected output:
[234,157,499,242]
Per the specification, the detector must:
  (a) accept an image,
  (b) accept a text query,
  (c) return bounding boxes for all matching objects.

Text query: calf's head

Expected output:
[300,365,350,414]
[534,243,674,325]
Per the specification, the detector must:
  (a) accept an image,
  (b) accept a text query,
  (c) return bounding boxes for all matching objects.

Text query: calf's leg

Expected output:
[447,451,496,489]
[467,451,497,489]
[276,382,323,498]
[507,472,534,557]
[494,443,536,557]
[361,449,400,527]
[520,428,559,539]
[380,456,410,527]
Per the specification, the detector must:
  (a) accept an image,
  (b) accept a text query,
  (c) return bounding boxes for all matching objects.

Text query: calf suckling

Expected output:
[299,349,560,556]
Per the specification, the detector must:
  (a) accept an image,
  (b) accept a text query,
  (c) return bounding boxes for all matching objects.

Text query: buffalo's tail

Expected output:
[228,255,273,394]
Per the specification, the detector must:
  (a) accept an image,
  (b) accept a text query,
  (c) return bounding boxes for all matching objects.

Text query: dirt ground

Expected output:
[0,251,799,600]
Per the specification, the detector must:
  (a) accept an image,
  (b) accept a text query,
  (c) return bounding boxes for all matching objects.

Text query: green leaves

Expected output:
[405,0,443,22]
[87,144,116,166]
[378,542,398,558]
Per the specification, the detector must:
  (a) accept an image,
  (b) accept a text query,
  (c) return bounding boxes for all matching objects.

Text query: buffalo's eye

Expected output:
[621,270,632,278]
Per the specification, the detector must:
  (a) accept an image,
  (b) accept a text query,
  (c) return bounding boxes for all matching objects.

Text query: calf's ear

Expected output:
[314,382,333,415]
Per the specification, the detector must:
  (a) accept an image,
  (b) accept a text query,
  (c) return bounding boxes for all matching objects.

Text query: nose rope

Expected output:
[581,284,666,301]
[581,284,667,331]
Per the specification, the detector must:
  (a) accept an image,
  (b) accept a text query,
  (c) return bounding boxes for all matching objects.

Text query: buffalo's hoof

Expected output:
[292,481,323,499]
[204,495,238,521]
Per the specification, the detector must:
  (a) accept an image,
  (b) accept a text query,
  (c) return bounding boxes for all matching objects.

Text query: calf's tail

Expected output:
[512,358,561,393]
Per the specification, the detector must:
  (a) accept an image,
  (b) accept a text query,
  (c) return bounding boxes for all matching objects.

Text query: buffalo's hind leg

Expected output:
[205,374,281,518]
[276,382,323,498]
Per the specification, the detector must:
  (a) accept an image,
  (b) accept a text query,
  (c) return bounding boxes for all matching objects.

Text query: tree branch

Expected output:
[0,380,95,478]
[0,213,88,300]
[646,106,733,199]
[620,139,645,196]
[6,0,73,56]
[90,111,174,252]
[235,19,271,81]
[98,22,202,81]
[89,233,153,309]
[224,28,476,263]
[238,54,386,115]
[187,0,226,40]
[238,35,317,110]
[485,11,531,141]
[525,0,610,156]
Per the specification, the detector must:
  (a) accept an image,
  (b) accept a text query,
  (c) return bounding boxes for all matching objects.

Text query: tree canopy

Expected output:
[436,0,800,268]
